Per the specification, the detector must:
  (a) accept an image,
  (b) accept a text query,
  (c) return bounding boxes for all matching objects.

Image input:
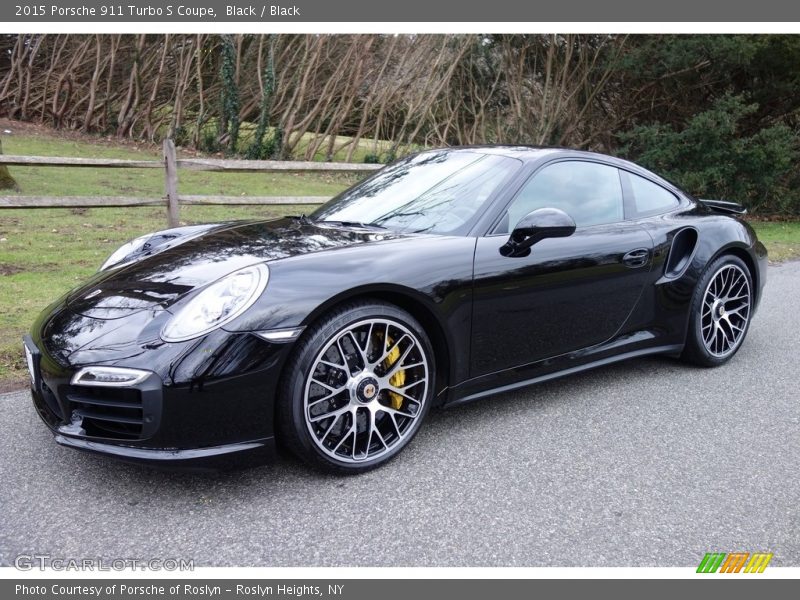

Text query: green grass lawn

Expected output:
[748,221,800,262]
[1,129,799,388]
[0,130,360,198]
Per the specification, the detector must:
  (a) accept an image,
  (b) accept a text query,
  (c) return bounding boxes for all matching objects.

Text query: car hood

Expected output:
[65,217,405,319]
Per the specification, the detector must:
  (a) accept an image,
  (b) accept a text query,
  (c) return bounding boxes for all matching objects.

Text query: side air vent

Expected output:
[664,227,698,279]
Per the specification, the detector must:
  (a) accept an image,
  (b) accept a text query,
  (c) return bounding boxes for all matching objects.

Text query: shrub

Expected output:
[618,94,800,214]
[362,153,381,164]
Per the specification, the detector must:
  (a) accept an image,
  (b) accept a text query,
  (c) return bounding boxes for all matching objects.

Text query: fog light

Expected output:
[71,366,151,387]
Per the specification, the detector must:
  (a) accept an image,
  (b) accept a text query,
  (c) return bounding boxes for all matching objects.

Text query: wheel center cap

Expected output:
[355,377,380,403]
[712,300,725,321]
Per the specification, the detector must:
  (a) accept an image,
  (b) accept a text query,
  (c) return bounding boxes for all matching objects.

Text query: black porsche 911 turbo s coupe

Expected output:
[24,147,767,472]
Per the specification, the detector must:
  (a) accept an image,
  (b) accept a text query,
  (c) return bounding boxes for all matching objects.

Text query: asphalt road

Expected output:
[1,262,798,568]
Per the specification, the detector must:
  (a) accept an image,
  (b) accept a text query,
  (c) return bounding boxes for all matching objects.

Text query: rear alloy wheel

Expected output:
[278,302,434,473]
[682,255,753,367]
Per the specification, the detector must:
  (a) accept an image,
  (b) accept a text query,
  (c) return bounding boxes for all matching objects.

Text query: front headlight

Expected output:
[100,234,153,271]
[161,264,269,342]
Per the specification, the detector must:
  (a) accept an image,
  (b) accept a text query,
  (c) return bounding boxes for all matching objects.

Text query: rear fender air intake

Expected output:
[664,227,699,279]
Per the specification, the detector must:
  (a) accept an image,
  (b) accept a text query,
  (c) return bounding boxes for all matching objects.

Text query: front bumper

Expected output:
[24,330,292,470]
[54,434,275,471]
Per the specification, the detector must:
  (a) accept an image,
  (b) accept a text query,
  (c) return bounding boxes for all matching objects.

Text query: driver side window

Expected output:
[497,161,624,233]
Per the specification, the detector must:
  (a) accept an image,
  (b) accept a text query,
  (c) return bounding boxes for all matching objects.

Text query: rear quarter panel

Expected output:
[628,204,765,347]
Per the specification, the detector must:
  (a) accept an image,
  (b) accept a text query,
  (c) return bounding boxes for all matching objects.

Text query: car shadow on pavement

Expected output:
[39,354,685,496]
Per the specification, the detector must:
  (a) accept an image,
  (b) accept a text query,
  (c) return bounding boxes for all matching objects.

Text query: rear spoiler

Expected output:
[698,199,747,216]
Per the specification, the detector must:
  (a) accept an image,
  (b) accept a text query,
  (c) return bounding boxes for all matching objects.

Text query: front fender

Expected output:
[222,236,477,387]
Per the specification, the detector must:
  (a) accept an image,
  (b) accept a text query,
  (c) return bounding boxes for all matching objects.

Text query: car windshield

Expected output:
[310,150,521,234]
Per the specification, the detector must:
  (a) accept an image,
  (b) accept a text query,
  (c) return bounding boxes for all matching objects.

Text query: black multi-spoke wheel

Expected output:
[278,301,434,473]
[683,255,754,367]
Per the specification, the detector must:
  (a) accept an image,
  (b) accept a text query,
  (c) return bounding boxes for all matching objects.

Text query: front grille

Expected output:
[27,333,162,442]
[41,374,163,442]
[63,386,146,440]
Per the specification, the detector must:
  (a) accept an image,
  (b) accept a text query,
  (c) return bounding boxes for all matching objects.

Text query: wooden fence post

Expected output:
[163,138,179,227]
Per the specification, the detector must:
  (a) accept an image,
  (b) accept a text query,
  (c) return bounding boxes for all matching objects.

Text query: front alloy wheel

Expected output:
[278,301,434,473]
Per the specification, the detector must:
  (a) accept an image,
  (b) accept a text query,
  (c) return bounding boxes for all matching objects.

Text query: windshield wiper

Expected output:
[319,220,387,230]
[287,214,314,223]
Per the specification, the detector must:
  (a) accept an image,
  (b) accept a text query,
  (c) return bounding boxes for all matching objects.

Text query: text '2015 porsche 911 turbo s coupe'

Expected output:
[24,147,767,472]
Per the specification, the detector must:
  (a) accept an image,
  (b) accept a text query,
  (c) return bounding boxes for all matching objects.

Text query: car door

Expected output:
[470,159,654,377]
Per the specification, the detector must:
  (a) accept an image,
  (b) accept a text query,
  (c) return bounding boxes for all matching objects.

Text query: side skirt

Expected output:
[444,344,684,408]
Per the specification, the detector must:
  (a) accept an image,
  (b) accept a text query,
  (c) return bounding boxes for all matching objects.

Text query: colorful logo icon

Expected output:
[697,552,773,573]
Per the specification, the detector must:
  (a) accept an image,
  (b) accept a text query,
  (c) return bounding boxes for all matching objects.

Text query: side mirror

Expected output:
[500,207,576,257]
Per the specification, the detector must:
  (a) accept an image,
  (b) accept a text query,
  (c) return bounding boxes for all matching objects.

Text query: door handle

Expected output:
[622,248,650,268]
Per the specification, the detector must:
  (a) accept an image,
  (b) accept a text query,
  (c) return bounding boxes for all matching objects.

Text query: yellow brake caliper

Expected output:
[383,336,405,409]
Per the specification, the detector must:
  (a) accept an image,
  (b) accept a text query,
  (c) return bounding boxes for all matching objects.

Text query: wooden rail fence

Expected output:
[0,139,382,227]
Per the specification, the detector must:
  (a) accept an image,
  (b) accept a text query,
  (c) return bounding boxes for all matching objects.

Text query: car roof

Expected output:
[432,145,636,167]
[425,145,562,159]
[425,146,687,197]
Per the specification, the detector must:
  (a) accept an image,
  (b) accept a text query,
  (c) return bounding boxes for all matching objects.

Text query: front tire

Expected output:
[277,301,434,474]
[682,254,753,367]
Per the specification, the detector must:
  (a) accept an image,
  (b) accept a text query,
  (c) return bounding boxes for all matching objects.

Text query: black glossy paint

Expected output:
[471,220,654,376]
[26,147,769,467]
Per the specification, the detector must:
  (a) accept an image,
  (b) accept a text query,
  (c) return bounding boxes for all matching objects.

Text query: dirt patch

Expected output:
[0,377,28,394]
[1,261,81,275]
[0,117,205,158]
[0,263,24,276]
[0,117,160,154]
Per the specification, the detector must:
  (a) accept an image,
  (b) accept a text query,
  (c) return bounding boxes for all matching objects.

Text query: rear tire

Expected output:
[681,254,753,367]
[277,300,434,474]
